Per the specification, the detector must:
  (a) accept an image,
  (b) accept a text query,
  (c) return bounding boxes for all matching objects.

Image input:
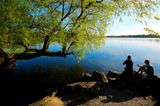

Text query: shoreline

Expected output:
[28,71,160,106]
[0,69,160,106]
[106,36,160,38]
[29,86,159,106]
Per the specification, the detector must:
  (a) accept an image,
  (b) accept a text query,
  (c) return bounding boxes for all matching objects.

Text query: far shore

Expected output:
[106,35,160,38]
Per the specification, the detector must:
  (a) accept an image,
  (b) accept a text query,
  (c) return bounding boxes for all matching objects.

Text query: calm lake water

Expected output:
[14,38,160,77]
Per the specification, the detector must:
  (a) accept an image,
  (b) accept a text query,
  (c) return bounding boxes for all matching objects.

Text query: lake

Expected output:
[14,38,160,77]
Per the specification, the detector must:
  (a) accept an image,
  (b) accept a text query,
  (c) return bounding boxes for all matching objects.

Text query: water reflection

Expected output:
[14,38,160,77]
[14,65,87,87]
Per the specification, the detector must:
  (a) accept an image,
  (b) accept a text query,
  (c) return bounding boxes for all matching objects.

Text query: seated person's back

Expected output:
[137,60,154,78]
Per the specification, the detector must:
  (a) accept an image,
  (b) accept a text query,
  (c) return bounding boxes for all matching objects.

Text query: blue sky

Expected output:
[107,16,160,35]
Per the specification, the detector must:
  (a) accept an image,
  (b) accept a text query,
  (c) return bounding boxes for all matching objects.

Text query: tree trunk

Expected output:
[0,48,8,59]
[62,46,66,54]
[42,35,50,53]
[0,48,16,70]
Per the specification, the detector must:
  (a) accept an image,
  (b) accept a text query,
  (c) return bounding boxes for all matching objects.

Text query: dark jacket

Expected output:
[123,59,133,73]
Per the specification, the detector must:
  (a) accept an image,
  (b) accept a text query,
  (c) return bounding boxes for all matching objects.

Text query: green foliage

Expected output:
[154,16,160,20]
[0,0,159,59]
[4,48,25,54]
[0,0,32,50]
[144,28,160,36]
[144,16,160,36]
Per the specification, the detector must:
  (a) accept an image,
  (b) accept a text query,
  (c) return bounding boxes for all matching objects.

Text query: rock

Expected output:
[107,70,121,79]
[67,81,97,89]
[64,81,100,96]
[107,70,160,96]
[79,73,93,82]
[149,75,160,96]
[29,96,64,106]
[92,71,108,84]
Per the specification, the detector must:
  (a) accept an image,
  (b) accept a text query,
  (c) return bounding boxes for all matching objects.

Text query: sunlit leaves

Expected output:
[144,28,160,36]
[144,15,160,36]
[154,16,160,20]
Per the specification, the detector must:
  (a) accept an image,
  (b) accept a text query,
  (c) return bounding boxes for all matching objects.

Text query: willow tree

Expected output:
[0,0,159,67]
[144,16,160,36]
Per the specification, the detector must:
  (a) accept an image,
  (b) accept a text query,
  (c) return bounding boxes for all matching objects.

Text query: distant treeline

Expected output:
[107,34,160,38]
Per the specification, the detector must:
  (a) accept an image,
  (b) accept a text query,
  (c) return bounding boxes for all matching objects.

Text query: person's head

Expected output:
[144,59,150,65]
[127,55,131,60]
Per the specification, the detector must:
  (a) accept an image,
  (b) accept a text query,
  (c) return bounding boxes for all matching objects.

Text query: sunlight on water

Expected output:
[96,38,160,76]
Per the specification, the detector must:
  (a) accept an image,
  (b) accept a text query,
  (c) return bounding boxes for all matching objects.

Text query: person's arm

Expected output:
[137,64,140,73]
[137,64,144,74]
[123,60,126,65]
[132,61,134,65]
[137,67,141,73]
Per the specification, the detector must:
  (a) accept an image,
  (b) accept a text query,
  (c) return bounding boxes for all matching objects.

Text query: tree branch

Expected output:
[66,41,75,52]
[48,3,61,15]
[61,0,73,21]
[86,2,93,9]
[62,0,65,20]
[14,51,72,60]
[76,0,84,21]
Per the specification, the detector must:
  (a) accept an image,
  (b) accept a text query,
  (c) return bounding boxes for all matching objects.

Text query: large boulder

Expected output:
[92,71,108,84]
[63,81,100,96]
[79,73,93,82]
[107,70,121,79]
[149,75,160,96]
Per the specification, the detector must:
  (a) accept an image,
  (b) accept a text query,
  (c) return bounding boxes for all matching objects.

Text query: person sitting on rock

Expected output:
[137,59,154,79]
[123,55,134,75]
[115,55,134,89]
